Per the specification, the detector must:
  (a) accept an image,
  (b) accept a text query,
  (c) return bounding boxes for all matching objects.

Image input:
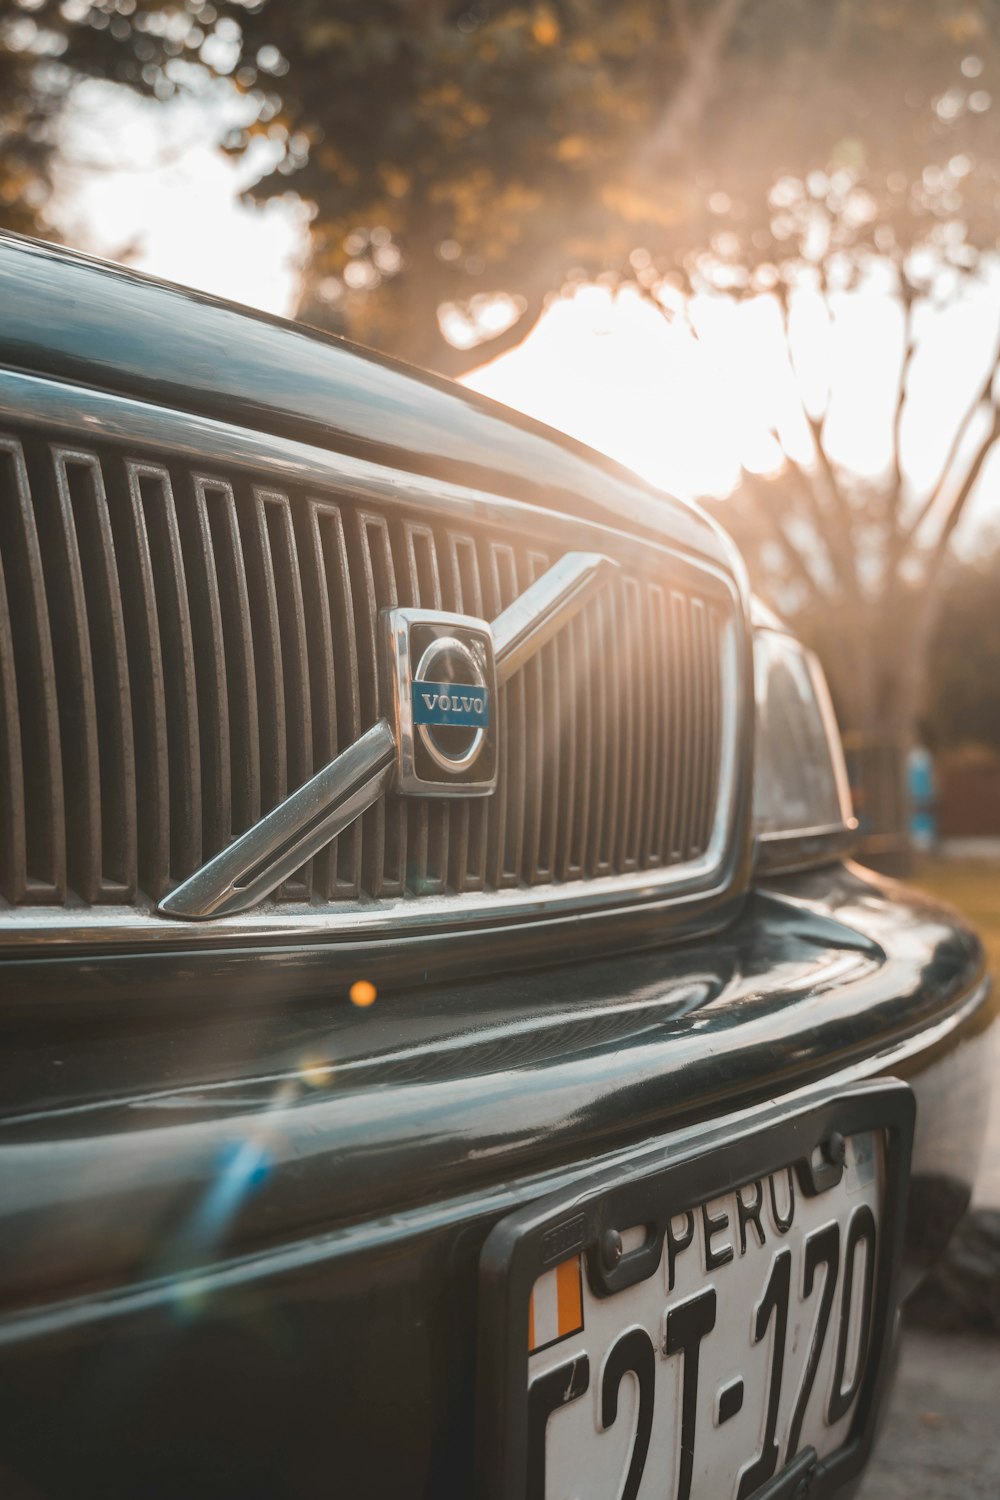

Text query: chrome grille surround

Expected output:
[0,370,748,950]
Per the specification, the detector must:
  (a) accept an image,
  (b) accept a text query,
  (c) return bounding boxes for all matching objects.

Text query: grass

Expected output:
[910,855,1000,977]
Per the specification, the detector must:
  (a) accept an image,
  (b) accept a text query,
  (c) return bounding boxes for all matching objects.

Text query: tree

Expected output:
[922,541,1000,758]
[6,0,1000,849]
[0,4,65,239]
[15,0,757,371]
[10,0,1000,373]
[688,138,1000,860]
[704,235,1000,736]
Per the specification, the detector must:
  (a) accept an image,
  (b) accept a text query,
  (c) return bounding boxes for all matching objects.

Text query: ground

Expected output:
[910,854,1000,978]
[910,855,1000,1206]
[856,1329,1000,1499]
[855,852,1000,1500]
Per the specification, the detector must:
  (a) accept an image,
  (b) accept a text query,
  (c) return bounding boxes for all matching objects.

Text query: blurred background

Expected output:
[4,0,999,871]
[2,3,999,1489]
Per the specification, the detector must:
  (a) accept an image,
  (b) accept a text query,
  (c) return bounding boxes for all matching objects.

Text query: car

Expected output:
[0,229,992,1500]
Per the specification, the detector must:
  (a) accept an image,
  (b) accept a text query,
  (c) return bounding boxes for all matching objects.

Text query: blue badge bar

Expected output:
[412,680,490,729]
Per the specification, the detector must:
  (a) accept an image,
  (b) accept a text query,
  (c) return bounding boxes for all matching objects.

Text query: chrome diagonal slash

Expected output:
[158,722,397,921]
[160,551,618,920]
[491,551,618,684]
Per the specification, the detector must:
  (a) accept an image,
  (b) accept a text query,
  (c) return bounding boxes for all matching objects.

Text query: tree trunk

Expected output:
[837,582,948,876]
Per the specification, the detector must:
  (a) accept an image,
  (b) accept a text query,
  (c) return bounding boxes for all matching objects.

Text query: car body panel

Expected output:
[0,232,731,565]
[0,864,991,1497]
[0,239,756,970]
[0,234,992,1500]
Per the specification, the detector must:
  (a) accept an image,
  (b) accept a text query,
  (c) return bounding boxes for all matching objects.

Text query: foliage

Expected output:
[0,4,66,238]
[5,0,1000,372]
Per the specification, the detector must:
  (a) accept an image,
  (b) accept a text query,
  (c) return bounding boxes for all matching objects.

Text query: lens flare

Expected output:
[349,979,377,1008]
[299,1056,332,1087]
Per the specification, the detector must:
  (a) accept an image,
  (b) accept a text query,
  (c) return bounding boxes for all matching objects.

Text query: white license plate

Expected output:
[477,1085,914,1500]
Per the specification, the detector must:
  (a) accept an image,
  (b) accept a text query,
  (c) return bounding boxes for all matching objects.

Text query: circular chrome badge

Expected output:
[413,635,489,774]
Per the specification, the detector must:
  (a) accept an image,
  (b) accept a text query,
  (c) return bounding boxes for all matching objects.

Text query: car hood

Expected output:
[0,232,737,568]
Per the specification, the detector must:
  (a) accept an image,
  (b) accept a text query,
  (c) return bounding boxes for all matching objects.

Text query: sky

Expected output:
[53,82,307,316]
[50,84,1000,549]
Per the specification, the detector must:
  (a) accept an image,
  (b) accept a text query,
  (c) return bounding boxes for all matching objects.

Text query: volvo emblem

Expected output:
[386,608,498,795]
[160,554,617,917]
[412,635,491,773]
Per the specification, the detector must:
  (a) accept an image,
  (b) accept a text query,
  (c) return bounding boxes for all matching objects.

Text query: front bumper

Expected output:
[0,862,992,1498]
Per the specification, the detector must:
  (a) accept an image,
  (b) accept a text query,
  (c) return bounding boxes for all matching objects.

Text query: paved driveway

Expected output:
[857,963,1000,1500]
[856,1327,1000,1499]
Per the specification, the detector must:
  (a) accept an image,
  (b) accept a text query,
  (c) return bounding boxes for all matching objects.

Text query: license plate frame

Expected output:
[475,1079,914,1500]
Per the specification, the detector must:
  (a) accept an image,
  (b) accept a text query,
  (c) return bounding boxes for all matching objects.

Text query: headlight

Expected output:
[752,606,856,874]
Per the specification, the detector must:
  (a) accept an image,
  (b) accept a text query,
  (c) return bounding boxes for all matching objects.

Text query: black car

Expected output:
[0,231,992,1500]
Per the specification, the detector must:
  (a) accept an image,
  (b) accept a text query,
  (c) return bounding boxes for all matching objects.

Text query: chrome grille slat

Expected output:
[443,530,488,895]
[43,446,104,902]
[591,587,616,877]
[353,511,404,897]
[241,486,289,821]
[0,436,66,901]
[487,542,526,889]
[207,478,260,840]
[397,520,430,895]
[669,588,692,862]
[258,490,313,899]
[641,583,666,869]
[618,574,643,872]
[401,519,449,896]
[528,549,561,886]
[116,461,193,894]
[142,463,203,881]
[690,597,712,857]
[262,494,312,796]
[183,477,236,860]
[521,549,549,886]
[298,500,338,788]
[302,498,360,898]
[704,598,723,854]
[560,608,589,881]
[606,582,626,872]
[0,428,738,920]
[0,541,25,902]
[682,594,703,859]
[117,463,163,894]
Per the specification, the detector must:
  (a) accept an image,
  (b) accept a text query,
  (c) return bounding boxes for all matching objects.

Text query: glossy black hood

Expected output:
[0,232,738,569]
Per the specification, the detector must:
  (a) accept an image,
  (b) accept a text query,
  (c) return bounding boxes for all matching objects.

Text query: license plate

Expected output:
[476,1082,914,1500]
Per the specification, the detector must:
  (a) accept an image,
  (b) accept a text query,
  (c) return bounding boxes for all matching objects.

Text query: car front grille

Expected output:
[0,415,740,924]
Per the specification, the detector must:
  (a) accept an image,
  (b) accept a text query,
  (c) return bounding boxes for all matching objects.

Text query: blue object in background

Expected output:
[908,745,937,850]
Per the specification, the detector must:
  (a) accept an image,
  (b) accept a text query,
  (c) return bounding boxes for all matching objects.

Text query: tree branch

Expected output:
[775,282,862,601]
[666,0,694,51]
[801,411,863,603]
[641,0,747,162]
[889,291,917,516]
[825,0,860,56]
[900,351,999,551]
[805,413,847,508]
[887,406,1000,737]
[738,471,835,603]
[429,293,547,378]
[921,404,1000,580]
[878,281,922,590]
[766,440,839,583]
[809,270,838,423]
